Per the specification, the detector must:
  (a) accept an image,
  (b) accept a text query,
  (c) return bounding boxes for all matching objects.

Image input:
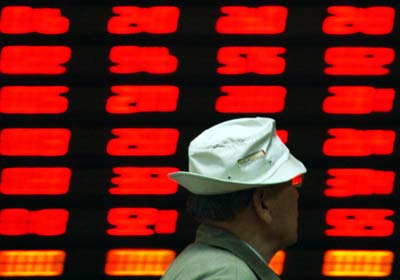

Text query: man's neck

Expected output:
[204,216,278,262]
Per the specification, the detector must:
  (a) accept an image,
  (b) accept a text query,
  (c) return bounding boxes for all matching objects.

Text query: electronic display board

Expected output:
[0,1,399,279]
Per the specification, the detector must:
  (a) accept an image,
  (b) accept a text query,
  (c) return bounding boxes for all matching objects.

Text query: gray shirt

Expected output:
[161,223,280,280]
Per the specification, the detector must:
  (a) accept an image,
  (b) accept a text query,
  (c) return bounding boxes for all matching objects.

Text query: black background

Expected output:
[1,0,400,279]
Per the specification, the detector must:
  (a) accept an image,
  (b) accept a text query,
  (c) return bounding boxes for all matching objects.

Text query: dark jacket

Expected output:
[161,224,280,280]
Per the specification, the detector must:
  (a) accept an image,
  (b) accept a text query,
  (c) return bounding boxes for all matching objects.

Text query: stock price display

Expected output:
[0,1,399,279]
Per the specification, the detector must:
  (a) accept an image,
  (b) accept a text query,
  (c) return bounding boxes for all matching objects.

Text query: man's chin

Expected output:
[283,235,298,249]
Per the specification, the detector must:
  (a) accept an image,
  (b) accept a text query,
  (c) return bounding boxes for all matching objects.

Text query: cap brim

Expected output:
[169,154,307,195]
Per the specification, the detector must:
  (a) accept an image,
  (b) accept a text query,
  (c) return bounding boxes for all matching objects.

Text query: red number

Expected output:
[0,46,71,74]
[0,128,71,156]
[108,6,179,34]
[323,86,395,114]
[109,46,178,74]
[325,209,394,237]
[0,86,69,114]
[0,208,69,236]
[216,6,287,34]
[104,249,176,276]
[322,250,394,277]
[107,208,178,236]
[276,130,288,144]
[217,47,286,75]
[216,85,286,113]
[110,167,179,195]
[324,47,395,76]
[106,85,179,114]
[323,128,395,156]
[0,6,69,34]
[325,169,395,197]
[107,128,179,156]
[323,6,395,35]
[0,167,71,195]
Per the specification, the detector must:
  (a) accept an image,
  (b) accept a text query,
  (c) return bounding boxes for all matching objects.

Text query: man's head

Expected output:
[169,117,307,255]
[186,175,303,251]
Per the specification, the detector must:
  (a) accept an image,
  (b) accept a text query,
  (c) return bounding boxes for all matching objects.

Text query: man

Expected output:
[161,117,307,280]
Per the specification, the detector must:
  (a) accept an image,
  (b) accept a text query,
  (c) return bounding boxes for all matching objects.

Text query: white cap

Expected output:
[169,117,307,195]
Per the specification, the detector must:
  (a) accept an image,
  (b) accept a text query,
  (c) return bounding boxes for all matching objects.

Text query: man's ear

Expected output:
[252,188,272,224]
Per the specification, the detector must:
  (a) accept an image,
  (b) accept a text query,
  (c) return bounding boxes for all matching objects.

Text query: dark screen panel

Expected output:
[1,1,399,279]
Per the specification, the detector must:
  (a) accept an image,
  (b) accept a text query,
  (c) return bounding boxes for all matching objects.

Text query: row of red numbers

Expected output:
[0,128,396,156]
[0,45,395,75]
[0,208,394,237]
[1,167,394,196]
[321,4,396,279]
[0,6,396,35]
[0,85,395,114]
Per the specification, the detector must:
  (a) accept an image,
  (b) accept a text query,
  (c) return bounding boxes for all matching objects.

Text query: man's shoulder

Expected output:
[161,242,258,280]
[179,242,251,265]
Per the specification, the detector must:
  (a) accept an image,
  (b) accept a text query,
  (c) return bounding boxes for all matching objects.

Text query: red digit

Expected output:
[0,46,71,74]
[0,46,71,75]
[0,208,69,236]
[110,167,179,195]
[107,208,178,236]
[107,128,179,156]
[323,128,396,156]
[276,130,288,144]
[106,85,179,114]
[325,169,395,197]
[108,6,179,34]
[217,47,286,75]
[0,167,71,195]
[0,6,69,34]
[0,128,71,156]
[109,46,178,74]
[325,209,394,237]
[323,86,395,114]
[323,6,395,35]
[0,86,69,114]
[216,6,287,34]
[324,47,394,76]
[216,85,286,113]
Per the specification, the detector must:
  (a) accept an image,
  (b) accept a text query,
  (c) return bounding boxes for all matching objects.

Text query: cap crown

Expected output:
[187,117,289,184]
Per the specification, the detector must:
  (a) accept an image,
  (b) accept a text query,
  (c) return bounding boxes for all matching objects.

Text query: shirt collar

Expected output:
[241,239,268,264]
[195,223,280,280]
